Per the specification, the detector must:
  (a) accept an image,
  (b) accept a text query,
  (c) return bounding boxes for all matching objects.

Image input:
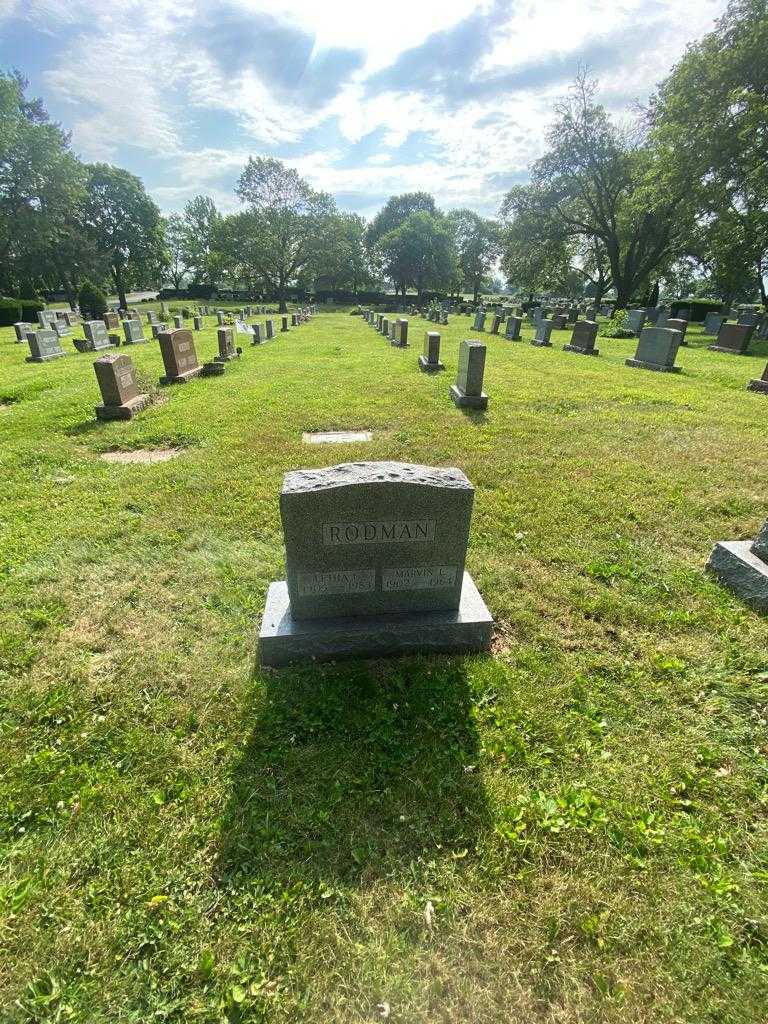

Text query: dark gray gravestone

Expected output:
[193,316,202,330]
[26,328,66,362]
[419,331,444,372]
[388,321,396,341]
[94,353,150,420]
[151,322,167,339]
[265,319,275,340]
[551,314,567,330]
[14,322,33,343]
[707,516,768,611]
[472,311,486,332]
[676,307,691,322]
[489,314,502,335]
[174,315,183,329]
[217,311,225,325]
[75,320,112,352]
[215,326,239,362]
[122,319,147,345]
[505,315,522,340]
[563,320,599,356]
[158,329,202,384]
[665,317,689,345]
[392,318,409,347]
[708,323,754,355]
[532,319,553,347]
[281,315,289,332]
[450,340,488,409]
[37,309,58,328]
[703,312,725,336]
[747,362,768,394]
[381,317,389,336]
[258,461,493,665]
[251,323,262,344]
[738,311,758,327]
[291,313,297,326]
[626,326,682,373]
[627,309,647,335]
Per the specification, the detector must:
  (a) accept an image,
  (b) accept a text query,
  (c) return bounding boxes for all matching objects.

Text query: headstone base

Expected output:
[418,355,444,372]
[706,540,768,612]
[625,358,681,373]
[25,352,66,363]
[259,571,493,667]
[122,335,147,345]
[201,361,226,376]
[391,339,409,348]
[450,384,488,410]
[531,340,552,348]
[95,394,151,421]
[747,378,768,393]
[214,351,240,363]
[563,344,599,356]
[159,366,203,385]
[707,345,749,355]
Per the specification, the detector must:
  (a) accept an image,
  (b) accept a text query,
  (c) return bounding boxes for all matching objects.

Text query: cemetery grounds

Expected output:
[1,308,767,1022]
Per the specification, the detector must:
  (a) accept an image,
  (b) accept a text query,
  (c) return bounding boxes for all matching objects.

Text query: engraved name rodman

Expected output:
[323,519,435,545]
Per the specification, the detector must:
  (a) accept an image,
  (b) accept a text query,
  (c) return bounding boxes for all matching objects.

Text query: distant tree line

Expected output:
[0,0,764,311]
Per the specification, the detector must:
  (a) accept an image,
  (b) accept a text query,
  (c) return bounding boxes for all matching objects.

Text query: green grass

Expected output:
[1,310,768,1022]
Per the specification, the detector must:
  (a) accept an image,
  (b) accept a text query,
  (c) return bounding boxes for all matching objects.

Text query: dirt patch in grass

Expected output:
[100,447,183,464]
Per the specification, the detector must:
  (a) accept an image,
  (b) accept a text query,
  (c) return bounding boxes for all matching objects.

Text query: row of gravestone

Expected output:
[94,312,314,419]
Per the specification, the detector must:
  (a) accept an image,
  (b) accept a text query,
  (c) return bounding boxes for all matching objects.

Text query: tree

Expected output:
[314,212,376,293]
[445,209,501,301]
[649,0,768,304]
[364,192,437,254]
[0,71,85,296]
[77,278,107,320]
[377,211,457,300]
[234,157,337,311]
[83,164,166,309]
[500,74,696,308]
[181,195,224,292]
[163,213,189,290]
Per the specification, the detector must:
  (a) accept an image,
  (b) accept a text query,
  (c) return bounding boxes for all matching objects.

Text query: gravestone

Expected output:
[158,329,202,384]
[266,319,275,340]
[505,316,522,340]
[103,312,119,330]
[388,321,396,341]
[563,320,599,356]
[251,323,263,344]
[174,315,183,329]
[747,363,768,394]
[14,322,33,343]
[440,311,448,325]
[627,309,647,335]
[291,313,297,326]
[626,326,683,373]
[122,319,147,345]
[392,319,409,347]
[709,323,754,354]
[665,317,689,345]
[94,353,150,420]
[25,329,66,362]
[676,307,691,322]
[281,315,289,332]
[419,331,444,372]
[532,319,553,347]
[151,322,167,338]
[217,311,225,325]
[258,461,493,665]
[193,316,202,330]
[450,340,488,409]
[216,326,239,362]
[703,312,725,336]
[707,515,768,611]
[738,311,759,327]
[472,311,486,332]
[147,310,158,324]
[655,308,670,328]
[381,317,389,336]
[37,309,58,328]
[489,313,502,335]
[551,313,567,330]
[78,320,112,352]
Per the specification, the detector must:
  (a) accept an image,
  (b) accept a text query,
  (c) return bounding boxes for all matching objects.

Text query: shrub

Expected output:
[0,296,44,327]
[600,310,635,338]
[78,280,108,321]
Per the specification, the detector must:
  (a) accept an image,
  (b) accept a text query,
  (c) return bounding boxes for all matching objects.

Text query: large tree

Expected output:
[649,0,768,303]
[364,192,437,254]
[0,72,85,297]
[501,75,696,308]
[234,157,336,311]
[378,211,457,300]
[163,213,189,291]
[181,195,224,292]
[314,211,376,293]
[82,163,166,309]
[445,209,501,302]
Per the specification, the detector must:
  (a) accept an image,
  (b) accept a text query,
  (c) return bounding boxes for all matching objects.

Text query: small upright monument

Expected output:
[532,319,553,347]
[708,323,754,355]
[505,316,522,340]
[158,329,202,384]
[94,353,150,420]
[563,320,599,356]
[215,326,240,362]
[626,326,683,373]
[122,319,147,345]
[747,363,768,394]
[419,331,444,372]
[450,340,488,410]
[258,461,494,665]
[707,516,768,611]
[25,329,66,363]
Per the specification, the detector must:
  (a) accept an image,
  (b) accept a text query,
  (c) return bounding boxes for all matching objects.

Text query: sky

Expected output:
[0,0,729,221]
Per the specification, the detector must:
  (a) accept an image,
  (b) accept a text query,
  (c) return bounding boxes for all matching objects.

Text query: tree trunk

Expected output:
[758,262,766,306]
[113,254,128,310]
[278,278,287,313]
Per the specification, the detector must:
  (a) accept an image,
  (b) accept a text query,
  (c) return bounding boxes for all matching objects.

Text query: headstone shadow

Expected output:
[216,657,490,889]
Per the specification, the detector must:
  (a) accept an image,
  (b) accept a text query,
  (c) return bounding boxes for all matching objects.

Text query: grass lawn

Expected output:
[1,310,767,1023]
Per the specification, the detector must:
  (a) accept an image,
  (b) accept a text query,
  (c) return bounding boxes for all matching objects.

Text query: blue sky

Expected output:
[0,0,727,219]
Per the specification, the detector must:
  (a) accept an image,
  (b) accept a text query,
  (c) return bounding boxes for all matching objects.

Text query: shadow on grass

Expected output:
[217,656,489,887]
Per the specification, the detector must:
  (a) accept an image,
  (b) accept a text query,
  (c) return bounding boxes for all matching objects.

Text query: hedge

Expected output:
[0,296,45,327]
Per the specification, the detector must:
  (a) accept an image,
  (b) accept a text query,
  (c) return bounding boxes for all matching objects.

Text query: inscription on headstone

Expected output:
[25,328,66,363]
[158,329,202,384]
[122,319,146,345]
